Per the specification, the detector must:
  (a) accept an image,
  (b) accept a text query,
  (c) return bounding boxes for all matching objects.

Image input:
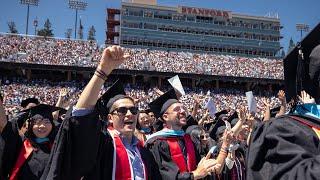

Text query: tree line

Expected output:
[7,19,96,40]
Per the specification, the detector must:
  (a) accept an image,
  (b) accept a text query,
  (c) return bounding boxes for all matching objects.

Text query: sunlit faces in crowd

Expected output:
[30,114,53,138]
[108,98,139,136]
[162,102,188,128]
[138,111,151,129]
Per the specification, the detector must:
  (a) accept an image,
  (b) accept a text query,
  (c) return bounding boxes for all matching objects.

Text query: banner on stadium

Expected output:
[179,6,232,19]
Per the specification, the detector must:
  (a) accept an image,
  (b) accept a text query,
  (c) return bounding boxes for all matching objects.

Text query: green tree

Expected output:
[287,37,295,53]
[37,18,54,37]
[7,21,18,34]
[87,25,96,41]
[281,49,285,57]
[65,28,72,39]
[78,19,83,39]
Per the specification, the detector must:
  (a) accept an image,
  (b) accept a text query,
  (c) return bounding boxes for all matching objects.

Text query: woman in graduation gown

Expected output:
[0,103,62,180]
[41,46,161,180]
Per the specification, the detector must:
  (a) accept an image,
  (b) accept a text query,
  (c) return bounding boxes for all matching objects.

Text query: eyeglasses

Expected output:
[32,118,51,126]
[111,106,139,115]
[200,134,209,140]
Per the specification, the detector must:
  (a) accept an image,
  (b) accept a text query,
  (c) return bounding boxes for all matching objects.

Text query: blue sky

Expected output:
[1,0,319,53]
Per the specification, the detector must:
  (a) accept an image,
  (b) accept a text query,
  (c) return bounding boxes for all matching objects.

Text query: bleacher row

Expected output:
[0,34,283,79]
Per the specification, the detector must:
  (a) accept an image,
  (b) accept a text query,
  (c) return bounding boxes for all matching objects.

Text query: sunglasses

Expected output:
[112,106,139,115]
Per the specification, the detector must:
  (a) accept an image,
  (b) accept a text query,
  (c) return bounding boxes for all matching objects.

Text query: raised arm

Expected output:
[52,88,69,120]
[231,107,246,137]
[191,95,200,118]
[262,98,271,121]
[75,46,129,109]
[276,90,286,117]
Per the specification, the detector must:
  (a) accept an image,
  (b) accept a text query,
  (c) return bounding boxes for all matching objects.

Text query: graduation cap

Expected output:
[210,110,234,141]
[14,104,64,129]
[149,89,178,131]
[22,104,64,120]
[209,118,226,141]
[228,111,239,127]
[149,89,178,119]
[214,109,229,121]
[270,106,281,118]
[284,22,320,102]
[95,80,133,116]
[21,97,40,108]
[153,117,164,132]
[182,115,198,131]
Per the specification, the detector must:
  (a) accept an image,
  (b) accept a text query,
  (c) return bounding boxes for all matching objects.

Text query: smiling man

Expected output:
[41,46,161,180]
[146,89,220,180]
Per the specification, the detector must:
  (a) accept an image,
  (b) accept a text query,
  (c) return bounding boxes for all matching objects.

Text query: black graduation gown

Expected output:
[41,111,161,180]
[207,141,246,180]
[147,136,201,180]
[0,121,52,180]
[246,115,320,180]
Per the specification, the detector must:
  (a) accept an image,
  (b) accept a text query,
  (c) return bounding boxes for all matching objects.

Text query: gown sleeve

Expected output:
[148,140,194,180]
[0,121,23,178]
[246,116,320,180]
[41,111,105,180]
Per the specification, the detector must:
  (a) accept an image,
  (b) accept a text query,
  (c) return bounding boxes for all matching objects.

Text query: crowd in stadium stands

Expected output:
[1,78,280,120]
[0,34,283,79]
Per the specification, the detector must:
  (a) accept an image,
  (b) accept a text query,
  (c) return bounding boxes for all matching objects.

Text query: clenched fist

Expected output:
[98,46,130,75]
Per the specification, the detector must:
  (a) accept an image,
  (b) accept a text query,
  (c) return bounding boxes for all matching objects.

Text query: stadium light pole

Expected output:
[33,17,38,35]
[68,0,87,39]
[20,0,39,35]
[296,23,309,41]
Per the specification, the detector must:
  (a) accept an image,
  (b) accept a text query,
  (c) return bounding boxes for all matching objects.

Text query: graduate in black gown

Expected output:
[146,89,220,180]
[0,103,62,180]
[246,23,320,180]
[41,46,161,180]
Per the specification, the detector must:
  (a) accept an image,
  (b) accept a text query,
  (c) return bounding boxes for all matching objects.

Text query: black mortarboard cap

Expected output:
[214,109,229,121]
[182,115,198,131]
[153,117,164,132]
[284,23,320,102]
[149,89,178,119]
[11,112,29,129]
[209,118,226,141]
[210,110,234,141]
[96,80,132,116]
[228,111,239,127]
[21,97,40,108]
[270,106,281,118]
[22,104,64,120]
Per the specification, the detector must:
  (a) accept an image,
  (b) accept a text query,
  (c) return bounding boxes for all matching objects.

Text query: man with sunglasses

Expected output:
[41,46,161,180]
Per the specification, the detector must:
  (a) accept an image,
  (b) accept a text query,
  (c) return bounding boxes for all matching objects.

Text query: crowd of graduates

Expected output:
[1,38,320,179]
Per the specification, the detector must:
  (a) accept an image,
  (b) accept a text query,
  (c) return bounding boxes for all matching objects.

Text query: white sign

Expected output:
[246,91,257,113]
[205,98,216,118]
[168,75,186,96]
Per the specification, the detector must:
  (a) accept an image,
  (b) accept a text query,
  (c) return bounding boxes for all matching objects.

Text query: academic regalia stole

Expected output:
[290,116,320,139]
[161,134,197,172]
[9,140,33,180]
[107,127,147,180]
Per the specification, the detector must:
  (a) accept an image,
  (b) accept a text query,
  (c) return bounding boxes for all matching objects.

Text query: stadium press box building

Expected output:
[107,0,282,57]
